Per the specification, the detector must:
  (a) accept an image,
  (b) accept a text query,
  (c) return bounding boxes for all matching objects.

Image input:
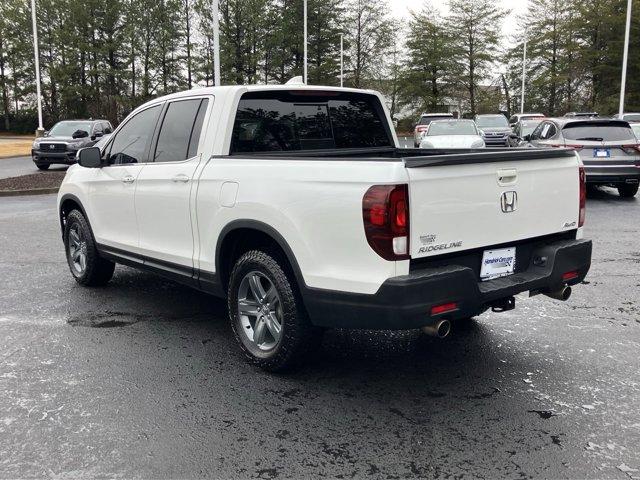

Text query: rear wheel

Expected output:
[64,210,115,286]
[618,183,639,198]
[228,250,320,372]
[36,163,49,171]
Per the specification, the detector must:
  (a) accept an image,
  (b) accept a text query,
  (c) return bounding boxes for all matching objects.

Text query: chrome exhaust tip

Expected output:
[422,319,452,339]
[544,285,572,301]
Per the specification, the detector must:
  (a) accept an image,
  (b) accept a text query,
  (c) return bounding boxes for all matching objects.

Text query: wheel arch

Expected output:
[58,193,88,237]
[215,220,307,293]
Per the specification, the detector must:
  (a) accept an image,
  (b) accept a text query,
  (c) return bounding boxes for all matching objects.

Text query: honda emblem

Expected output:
[501,191,518,213]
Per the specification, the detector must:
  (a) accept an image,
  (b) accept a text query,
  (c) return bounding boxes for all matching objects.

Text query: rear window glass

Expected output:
[623,114,640,122]
[427,121,477,136]
[475,116,509,128]
[418,115,452,126]
[562,123,636,142]
[231,91,392,153]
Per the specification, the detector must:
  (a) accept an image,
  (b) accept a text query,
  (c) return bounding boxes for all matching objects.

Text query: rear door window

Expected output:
[154,98,209,162]
[231,91,392,153]
[563,123,636,142]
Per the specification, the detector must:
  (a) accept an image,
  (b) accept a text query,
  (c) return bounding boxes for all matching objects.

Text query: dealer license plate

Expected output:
[480,247,516,281]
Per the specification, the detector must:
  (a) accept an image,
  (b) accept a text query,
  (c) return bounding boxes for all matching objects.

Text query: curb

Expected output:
[0,187,59,197]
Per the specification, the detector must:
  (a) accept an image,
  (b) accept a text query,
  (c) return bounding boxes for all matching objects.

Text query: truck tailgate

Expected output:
[405,151,581,259]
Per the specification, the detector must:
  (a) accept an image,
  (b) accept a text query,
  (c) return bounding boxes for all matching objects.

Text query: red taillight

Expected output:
[430,302,458,316]
[415,126,428,133]
[363,184,409,261]
[562,271,579,281]
[579,165,586,227]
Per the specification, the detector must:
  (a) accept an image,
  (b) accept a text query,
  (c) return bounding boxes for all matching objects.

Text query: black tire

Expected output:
[63,209,115,286]
[36,163,50,170]
[227,249,320,372]
[618,183,639,198]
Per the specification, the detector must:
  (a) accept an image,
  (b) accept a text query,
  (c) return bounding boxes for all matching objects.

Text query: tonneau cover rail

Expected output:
[403,148,577,168]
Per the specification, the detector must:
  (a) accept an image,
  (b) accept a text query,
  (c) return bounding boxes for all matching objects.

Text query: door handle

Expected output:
[122,175,135,184]
[172,174,190,183]
[497,169,517,186]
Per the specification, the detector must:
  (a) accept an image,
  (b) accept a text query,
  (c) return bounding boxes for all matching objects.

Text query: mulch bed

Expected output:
[0,171,66,191]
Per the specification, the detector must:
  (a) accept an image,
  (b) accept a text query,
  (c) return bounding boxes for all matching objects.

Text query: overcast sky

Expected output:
[389,0,530,45]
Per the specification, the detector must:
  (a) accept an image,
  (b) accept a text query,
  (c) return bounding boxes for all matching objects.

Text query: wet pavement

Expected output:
[0,191,639,479]
[0,156,68,180]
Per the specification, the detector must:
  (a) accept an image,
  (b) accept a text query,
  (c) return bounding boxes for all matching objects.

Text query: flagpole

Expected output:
[213,0,220,86]
[303,0,308,84]
[30,0,44,134]
[618,0,632,117]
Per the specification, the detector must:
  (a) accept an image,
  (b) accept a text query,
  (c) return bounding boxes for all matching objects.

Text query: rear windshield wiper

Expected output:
[574,137,603,141]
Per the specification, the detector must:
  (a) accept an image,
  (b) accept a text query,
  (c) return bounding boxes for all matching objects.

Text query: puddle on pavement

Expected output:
[67,311,146,328]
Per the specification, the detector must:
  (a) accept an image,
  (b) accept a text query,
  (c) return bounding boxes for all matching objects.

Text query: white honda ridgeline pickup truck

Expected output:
[57,84,592,371]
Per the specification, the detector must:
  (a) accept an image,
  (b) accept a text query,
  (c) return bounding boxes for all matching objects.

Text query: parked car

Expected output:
[413,113,454,147]
[475,114,512,147]
[630,123,640,140]
[509,118,544,147]
[31,119,113,170]
[613,112,640,122]
[419,119,485,149]
[57,85,592,371]
[565,112,599,118]
[523,118,639,197]
[508,112,545,128]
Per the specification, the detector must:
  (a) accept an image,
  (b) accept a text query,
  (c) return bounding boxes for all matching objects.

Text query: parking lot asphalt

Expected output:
[0,156,68,180]
[0,190,639,479]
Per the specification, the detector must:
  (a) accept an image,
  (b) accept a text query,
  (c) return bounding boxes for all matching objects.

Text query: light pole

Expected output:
[303,0,308,84]
[618,0,632,117]
[340,33,344,87]
[30,0,44,135]
[212,0,220,86]
[520,28,527,115]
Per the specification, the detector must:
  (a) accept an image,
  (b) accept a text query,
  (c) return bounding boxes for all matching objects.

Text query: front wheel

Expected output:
[618,183,639,198]
[64,210,115,286]
[228,250,320,372]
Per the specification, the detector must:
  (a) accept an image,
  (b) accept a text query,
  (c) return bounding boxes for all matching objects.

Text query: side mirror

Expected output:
[104,127,112,134]
[522,134,531,142]
[91,131,104,141]
[72,129,89,139]
[43,130,49,137]
[509,132,519,139]
[77,147,103,168]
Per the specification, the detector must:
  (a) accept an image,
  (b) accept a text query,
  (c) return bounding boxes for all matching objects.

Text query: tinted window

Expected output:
[562,123,636,142]
[231,91,392,153]
[418,115,452,126]
[427,121,477,136]
[108,105,161,164]
[188,99,209,158]
[154,99,207,162]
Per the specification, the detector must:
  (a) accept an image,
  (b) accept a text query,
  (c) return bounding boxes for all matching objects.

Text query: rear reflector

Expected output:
[431,302,458,316]
[579,166,586,227]
[562,271,579,281]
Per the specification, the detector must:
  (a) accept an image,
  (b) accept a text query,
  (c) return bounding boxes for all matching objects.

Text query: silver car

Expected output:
[523,118,640,197]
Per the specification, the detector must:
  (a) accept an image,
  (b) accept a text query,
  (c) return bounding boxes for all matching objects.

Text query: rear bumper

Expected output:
[584,166,640,185]
[303,238,592,330]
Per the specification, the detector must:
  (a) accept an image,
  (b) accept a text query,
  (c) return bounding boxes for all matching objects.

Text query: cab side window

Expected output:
[530,122,545,140]
[107,105,162,165]
[154,99,209,162]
